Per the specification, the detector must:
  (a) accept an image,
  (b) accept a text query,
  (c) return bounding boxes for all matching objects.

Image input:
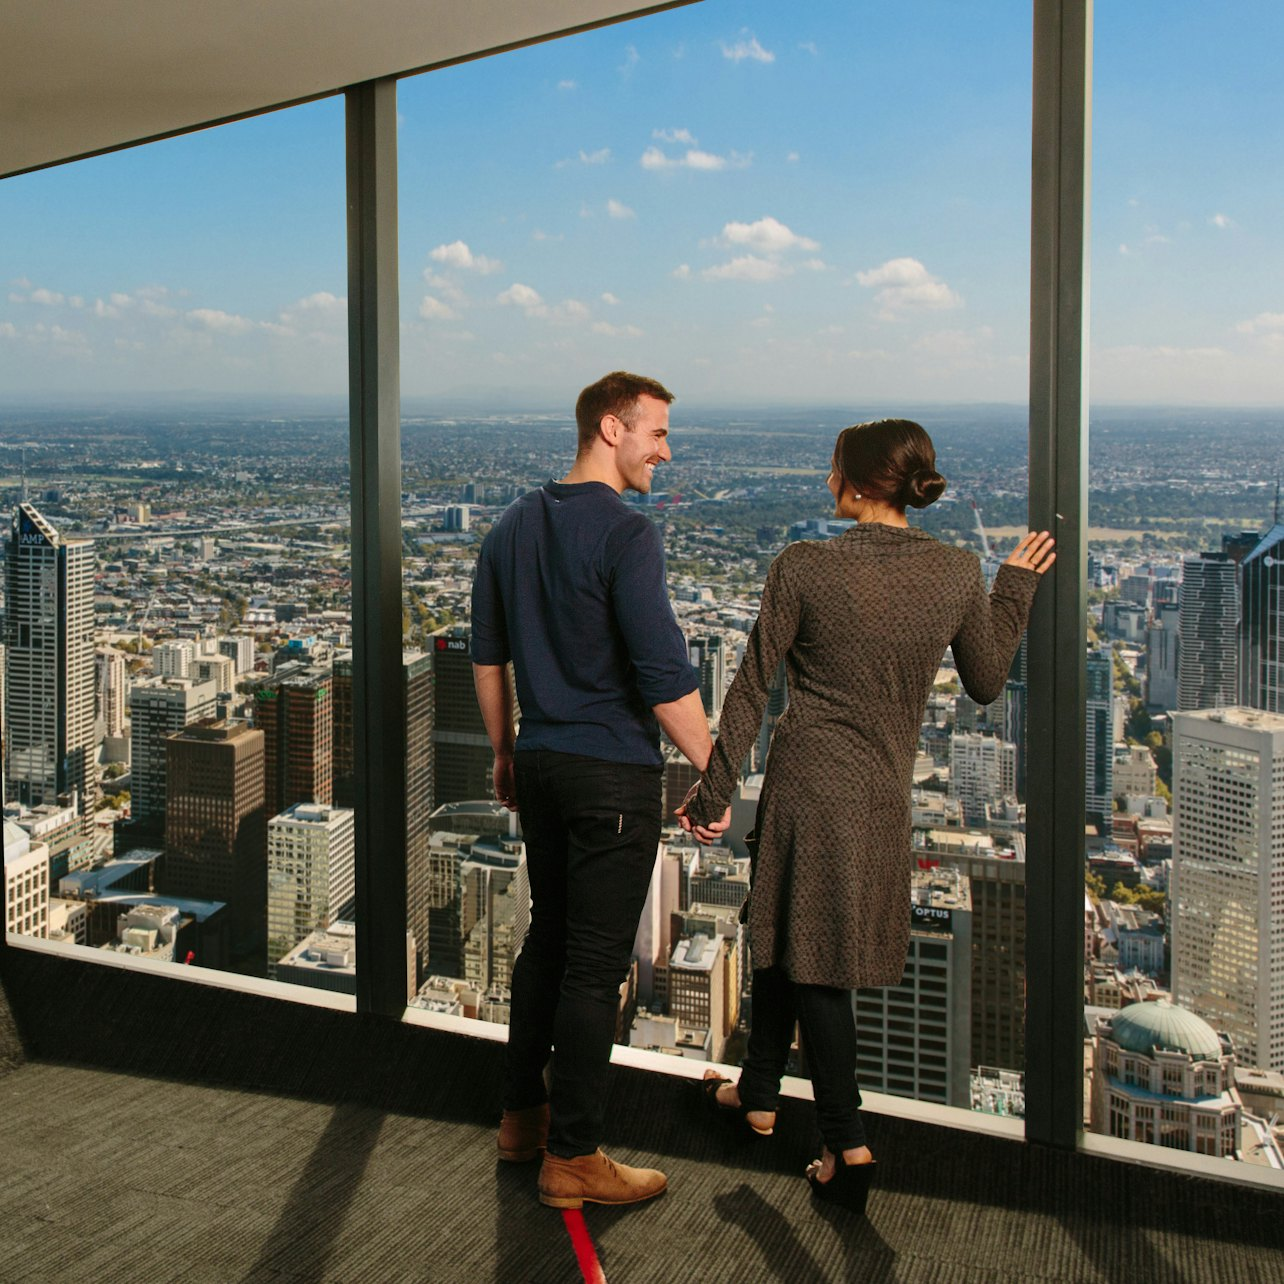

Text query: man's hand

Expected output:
[494,753,517,812]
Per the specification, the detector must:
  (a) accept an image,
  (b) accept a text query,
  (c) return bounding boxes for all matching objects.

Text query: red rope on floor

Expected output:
[561,1209,607,1284]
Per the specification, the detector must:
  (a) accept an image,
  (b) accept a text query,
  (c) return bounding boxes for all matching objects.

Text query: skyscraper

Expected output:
[949,733,1016,826]
[1237,524,1284,713]
[129,676,218,825]
[164,718,267,970]
[687,634,725,718]
[255,665,333,819]
[855,866,973,1109]
[4,503,97,814]
[96,647,127,740]
[1177,553,1238,712]
[1171,708,1284,1073]
[1146,602,1180,713]
[1085,648,1114,820]
[432,631,498,807]
[266,802,355,975]
[333,649,434,983]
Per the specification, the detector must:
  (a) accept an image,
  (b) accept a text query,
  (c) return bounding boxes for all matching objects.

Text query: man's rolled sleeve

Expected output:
[608,519,698,707]
[470,536,511,666]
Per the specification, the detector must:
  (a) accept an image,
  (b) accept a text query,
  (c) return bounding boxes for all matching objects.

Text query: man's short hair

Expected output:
[575,371,675,452]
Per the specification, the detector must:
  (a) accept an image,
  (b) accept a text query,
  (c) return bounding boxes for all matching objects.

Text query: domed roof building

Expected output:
[1090,1000,1241,1158]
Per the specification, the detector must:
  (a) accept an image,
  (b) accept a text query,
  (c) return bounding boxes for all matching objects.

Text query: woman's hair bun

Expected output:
[902,468,947,509]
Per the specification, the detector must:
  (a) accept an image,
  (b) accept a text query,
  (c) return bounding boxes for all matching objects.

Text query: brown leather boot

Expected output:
[497,1104,549,1162]
[537,1149,667,1208]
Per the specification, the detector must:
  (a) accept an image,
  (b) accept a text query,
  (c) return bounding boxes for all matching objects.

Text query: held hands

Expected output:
[1004,530,1056,575]
[674,780,731,846]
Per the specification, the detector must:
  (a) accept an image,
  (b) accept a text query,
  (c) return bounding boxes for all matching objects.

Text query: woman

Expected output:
[677,418,1054,1213]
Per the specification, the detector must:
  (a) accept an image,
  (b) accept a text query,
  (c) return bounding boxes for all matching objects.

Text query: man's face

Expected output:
[613,394,671,494]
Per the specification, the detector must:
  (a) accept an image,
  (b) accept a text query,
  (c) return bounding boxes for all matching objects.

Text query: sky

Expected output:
[1,0,1282,408]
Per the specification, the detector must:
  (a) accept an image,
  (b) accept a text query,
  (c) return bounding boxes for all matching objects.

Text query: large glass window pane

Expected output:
[396,1,1037,1130]
[1086,0,1284,1169]
[1,100,353,995]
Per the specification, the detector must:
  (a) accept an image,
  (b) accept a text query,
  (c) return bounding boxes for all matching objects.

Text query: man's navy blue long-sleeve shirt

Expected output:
[470,480,698,766]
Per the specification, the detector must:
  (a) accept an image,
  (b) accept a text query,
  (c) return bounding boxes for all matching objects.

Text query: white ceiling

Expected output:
[1,0,693,179]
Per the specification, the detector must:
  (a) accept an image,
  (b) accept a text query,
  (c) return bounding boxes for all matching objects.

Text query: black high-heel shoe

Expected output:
[806,1151,876,1215]
[694,1074,775,1137]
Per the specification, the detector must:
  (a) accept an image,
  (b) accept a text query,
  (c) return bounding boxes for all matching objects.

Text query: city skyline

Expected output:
[1,1,1282,406]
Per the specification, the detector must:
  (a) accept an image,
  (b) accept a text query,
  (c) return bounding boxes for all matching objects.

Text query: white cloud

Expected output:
[0,321,16,339]
[579,148,611,165]
[287,291,345,316]
[672,264,692,280]
[620,44,639,75]
[1211,212,1234,229]
[31,287,64,305]
[652,128,696,145]
[422,270,466,302]
[93,298,120,319]
[498,282,544,313]
[855,257,961,316]
[601,292,620,305]
[702,255,788,283]
[553,299,590,323]
[798,41,819,55]
[721,32,775,63]
[641,146,750,172]
[802,258,827,272]
[607,199,636,220]
[558,80,577,90]
[1236,312,1284,334]
[1119,244,1131,256]
[419,295,456,321]
[110,291,133,307]
[429,241,502,274]
[592,320,643,338]
[721,216,818,254]
[913,327,995,358]
[69,295,84,309]
[186,308,255,335]
[786,151,800,163]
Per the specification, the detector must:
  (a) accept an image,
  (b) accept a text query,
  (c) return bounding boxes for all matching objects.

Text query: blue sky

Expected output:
[2,0,1281,406]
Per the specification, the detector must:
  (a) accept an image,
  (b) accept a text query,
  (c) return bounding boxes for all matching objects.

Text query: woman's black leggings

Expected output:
[735,966,866,1153]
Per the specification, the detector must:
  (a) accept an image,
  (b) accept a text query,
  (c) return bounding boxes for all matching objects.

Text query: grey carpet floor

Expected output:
[2,1058,1281,1284]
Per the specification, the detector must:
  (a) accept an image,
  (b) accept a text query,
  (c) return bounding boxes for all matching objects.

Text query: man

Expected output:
[471,371,712,1209]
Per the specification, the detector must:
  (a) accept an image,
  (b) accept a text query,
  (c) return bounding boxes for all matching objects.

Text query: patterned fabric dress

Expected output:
[686,524,1040,989]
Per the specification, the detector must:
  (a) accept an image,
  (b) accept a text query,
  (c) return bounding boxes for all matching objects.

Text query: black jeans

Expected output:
[737,966,866,1153]
[505,749,663,1158]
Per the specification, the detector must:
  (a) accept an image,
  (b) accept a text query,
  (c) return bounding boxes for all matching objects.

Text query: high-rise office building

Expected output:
[1146,602,1180,713]
[1086,648,1114,820]
[266,802,355,975]
[129,676,218,825]
[1171,707,1284,1072]
[432,631,497,807]
[4,503,97,814]
[97,647,127,740]
[1177,553,1238,712]
[333,649,434,982]
[667,929,738,1063]
[164,719,267,969]
[687,634,725,718]
[939,849,1026,1074]
[753,659,788,772]
[255,665,332,818]
[1001,680,1027,798]
[218,635,256,675]
[949,733,1016,825]
[1237,524,1284,713]
[153,640,196,679]
[855,866,973,1108]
